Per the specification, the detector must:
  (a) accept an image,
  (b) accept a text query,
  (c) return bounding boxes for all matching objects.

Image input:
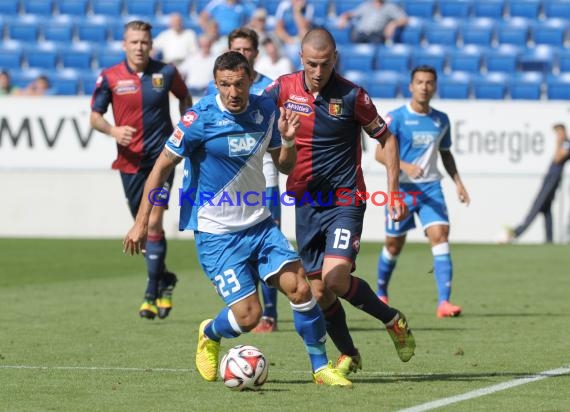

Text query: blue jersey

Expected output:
[387,103,451,184]
[204,72,278,187]
[165,93,281,234]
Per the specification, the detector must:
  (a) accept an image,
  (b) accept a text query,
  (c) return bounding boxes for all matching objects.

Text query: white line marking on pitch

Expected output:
[398,366,570,412]
[0,365,194,373]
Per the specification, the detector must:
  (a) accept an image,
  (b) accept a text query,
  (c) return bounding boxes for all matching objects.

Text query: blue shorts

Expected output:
[295,205,364,277]
[120,168,175,218]
[194,217,299,306]
[266,186,281,228]
[385,181,449,237]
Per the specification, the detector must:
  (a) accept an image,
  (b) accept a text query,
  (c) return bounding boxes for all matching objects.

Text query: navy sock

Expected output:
[204,306,242,342]
[342,275,397,324]
[143,232,166,299]
[323,298,358,357]
[260,282,278,319]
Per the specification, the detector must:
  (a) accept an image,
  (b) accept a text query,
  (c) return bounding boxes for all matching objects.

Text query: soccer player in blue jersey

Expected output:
[123,51,351,386]
[264,28,416,376]
[375,65,470,318]
[205,27,281,333]
[90,20,193,320]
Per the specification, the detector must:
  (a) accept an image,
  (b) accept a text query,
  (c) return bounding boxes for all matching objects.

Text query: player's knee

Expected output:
[286,277,312,305]
[235,305,263,332]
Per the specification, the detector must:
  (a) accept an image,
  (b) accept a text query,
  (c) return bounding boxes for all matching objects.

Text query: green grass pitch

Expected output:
[0,238,569,411]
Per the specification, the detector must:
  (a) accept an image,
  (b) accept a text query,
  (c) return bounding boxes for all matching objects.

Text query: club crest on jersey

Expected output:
[169,127,184,147]
[114,79,138,94]
[152,73,164,89]
[329,98,343,116]
[228,132,263,157]
[250,109,264,124]
[284,100,313,116]
[182,111,198,127]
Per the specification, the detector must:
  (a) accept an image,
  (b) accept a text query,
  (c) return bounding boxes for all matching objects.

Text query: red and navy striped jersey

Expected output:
[263,70,389,199]
[91,59,188,173]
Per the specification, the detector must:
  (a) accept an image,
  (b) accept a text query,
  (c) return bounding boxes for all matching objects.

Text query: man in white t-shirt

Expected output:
[152,13,198,69]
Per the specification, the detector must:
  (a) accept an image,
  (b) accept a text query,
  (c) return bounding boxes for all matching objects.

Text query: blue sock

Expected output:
[291,298,328,372]
[204,306,242,342]
[143,232,167,299]
[377,246,398,297]
[260,283,278,319]
[432,243,453,304]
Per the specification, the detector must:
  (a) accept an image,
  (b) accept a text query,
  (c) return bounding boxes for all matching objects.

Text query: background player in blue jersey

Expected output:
[375,65,470,318]
[204,27,282,333]
[264,28,415,376]
[90,20,192,320]
[123,51,351,387]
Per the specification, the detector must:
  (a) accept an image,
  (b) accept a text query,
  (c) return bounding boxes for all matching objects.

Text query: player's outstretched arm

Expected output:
[440,149,470,206]
[123,149,182,255]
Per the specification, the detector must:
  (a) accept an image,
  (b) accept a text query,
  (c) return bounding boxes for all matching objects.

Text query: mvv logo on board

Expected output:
[0,116,95,149]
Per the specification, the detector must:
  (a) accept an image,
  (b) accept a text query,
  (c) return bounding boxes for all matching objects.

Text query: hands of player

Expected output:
[457,184,470,206]
[278,108,300,142]
[403,163,424,179]
[388,201,408,222]
[123,223,148,256]
[111,125,137,147]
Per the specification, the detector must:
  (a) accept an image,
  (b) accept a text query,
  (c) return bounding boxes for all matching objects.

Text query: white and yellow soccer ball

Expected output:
[219,345,269,391]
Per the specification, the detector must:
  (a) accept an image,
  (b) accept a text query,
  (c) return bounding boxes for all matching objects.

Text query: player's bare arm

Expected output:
[271,107,300,174]
[376,145,424,179]
[123,149,182,255]
[382,133,406,221]
[440,149,470,206]
[90,111,137,147]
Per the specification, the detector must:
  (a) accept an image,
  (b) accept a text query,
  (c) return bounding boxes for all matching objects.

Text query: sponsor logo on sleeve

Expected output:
[181,112,198,127]
[169,127,184,147]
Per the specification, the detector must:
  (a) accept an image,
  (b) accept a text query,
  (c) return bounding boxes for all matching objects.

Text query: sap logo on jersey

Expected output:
[228,132,263,157]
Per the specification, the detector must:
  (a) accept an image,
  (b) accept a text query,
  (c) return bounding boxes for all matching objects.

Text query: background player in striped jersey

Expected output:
[375,65,470,318]
[90,20,193,320]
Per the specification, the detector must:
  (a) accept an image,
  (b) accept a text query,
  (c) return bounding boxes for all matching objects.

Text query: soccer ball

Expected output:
[219,345,269,391]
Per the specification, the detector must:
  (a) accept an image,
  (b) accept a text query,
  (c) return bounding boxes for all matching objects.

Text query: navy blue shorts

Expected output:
[120,168,175,218]
[295,204,365,277]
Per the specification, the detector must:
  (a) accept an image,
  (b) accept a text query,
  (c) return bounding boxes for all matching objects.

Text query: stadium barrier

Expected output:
[1,97,569,243]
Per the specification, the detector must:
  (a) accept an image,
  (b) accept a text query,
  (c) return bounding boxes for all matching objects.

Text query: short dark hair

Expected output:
[228,27,259,51]
[213,51,253,78]
[411,65,438,82]
[553,123,566,131]
[124,20,153,35]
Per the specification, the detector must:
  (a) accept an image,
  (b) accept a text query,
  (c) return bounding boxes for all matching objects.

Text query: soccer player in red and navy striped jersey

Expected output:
[90,20,193,320]
[263,28,415,375]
